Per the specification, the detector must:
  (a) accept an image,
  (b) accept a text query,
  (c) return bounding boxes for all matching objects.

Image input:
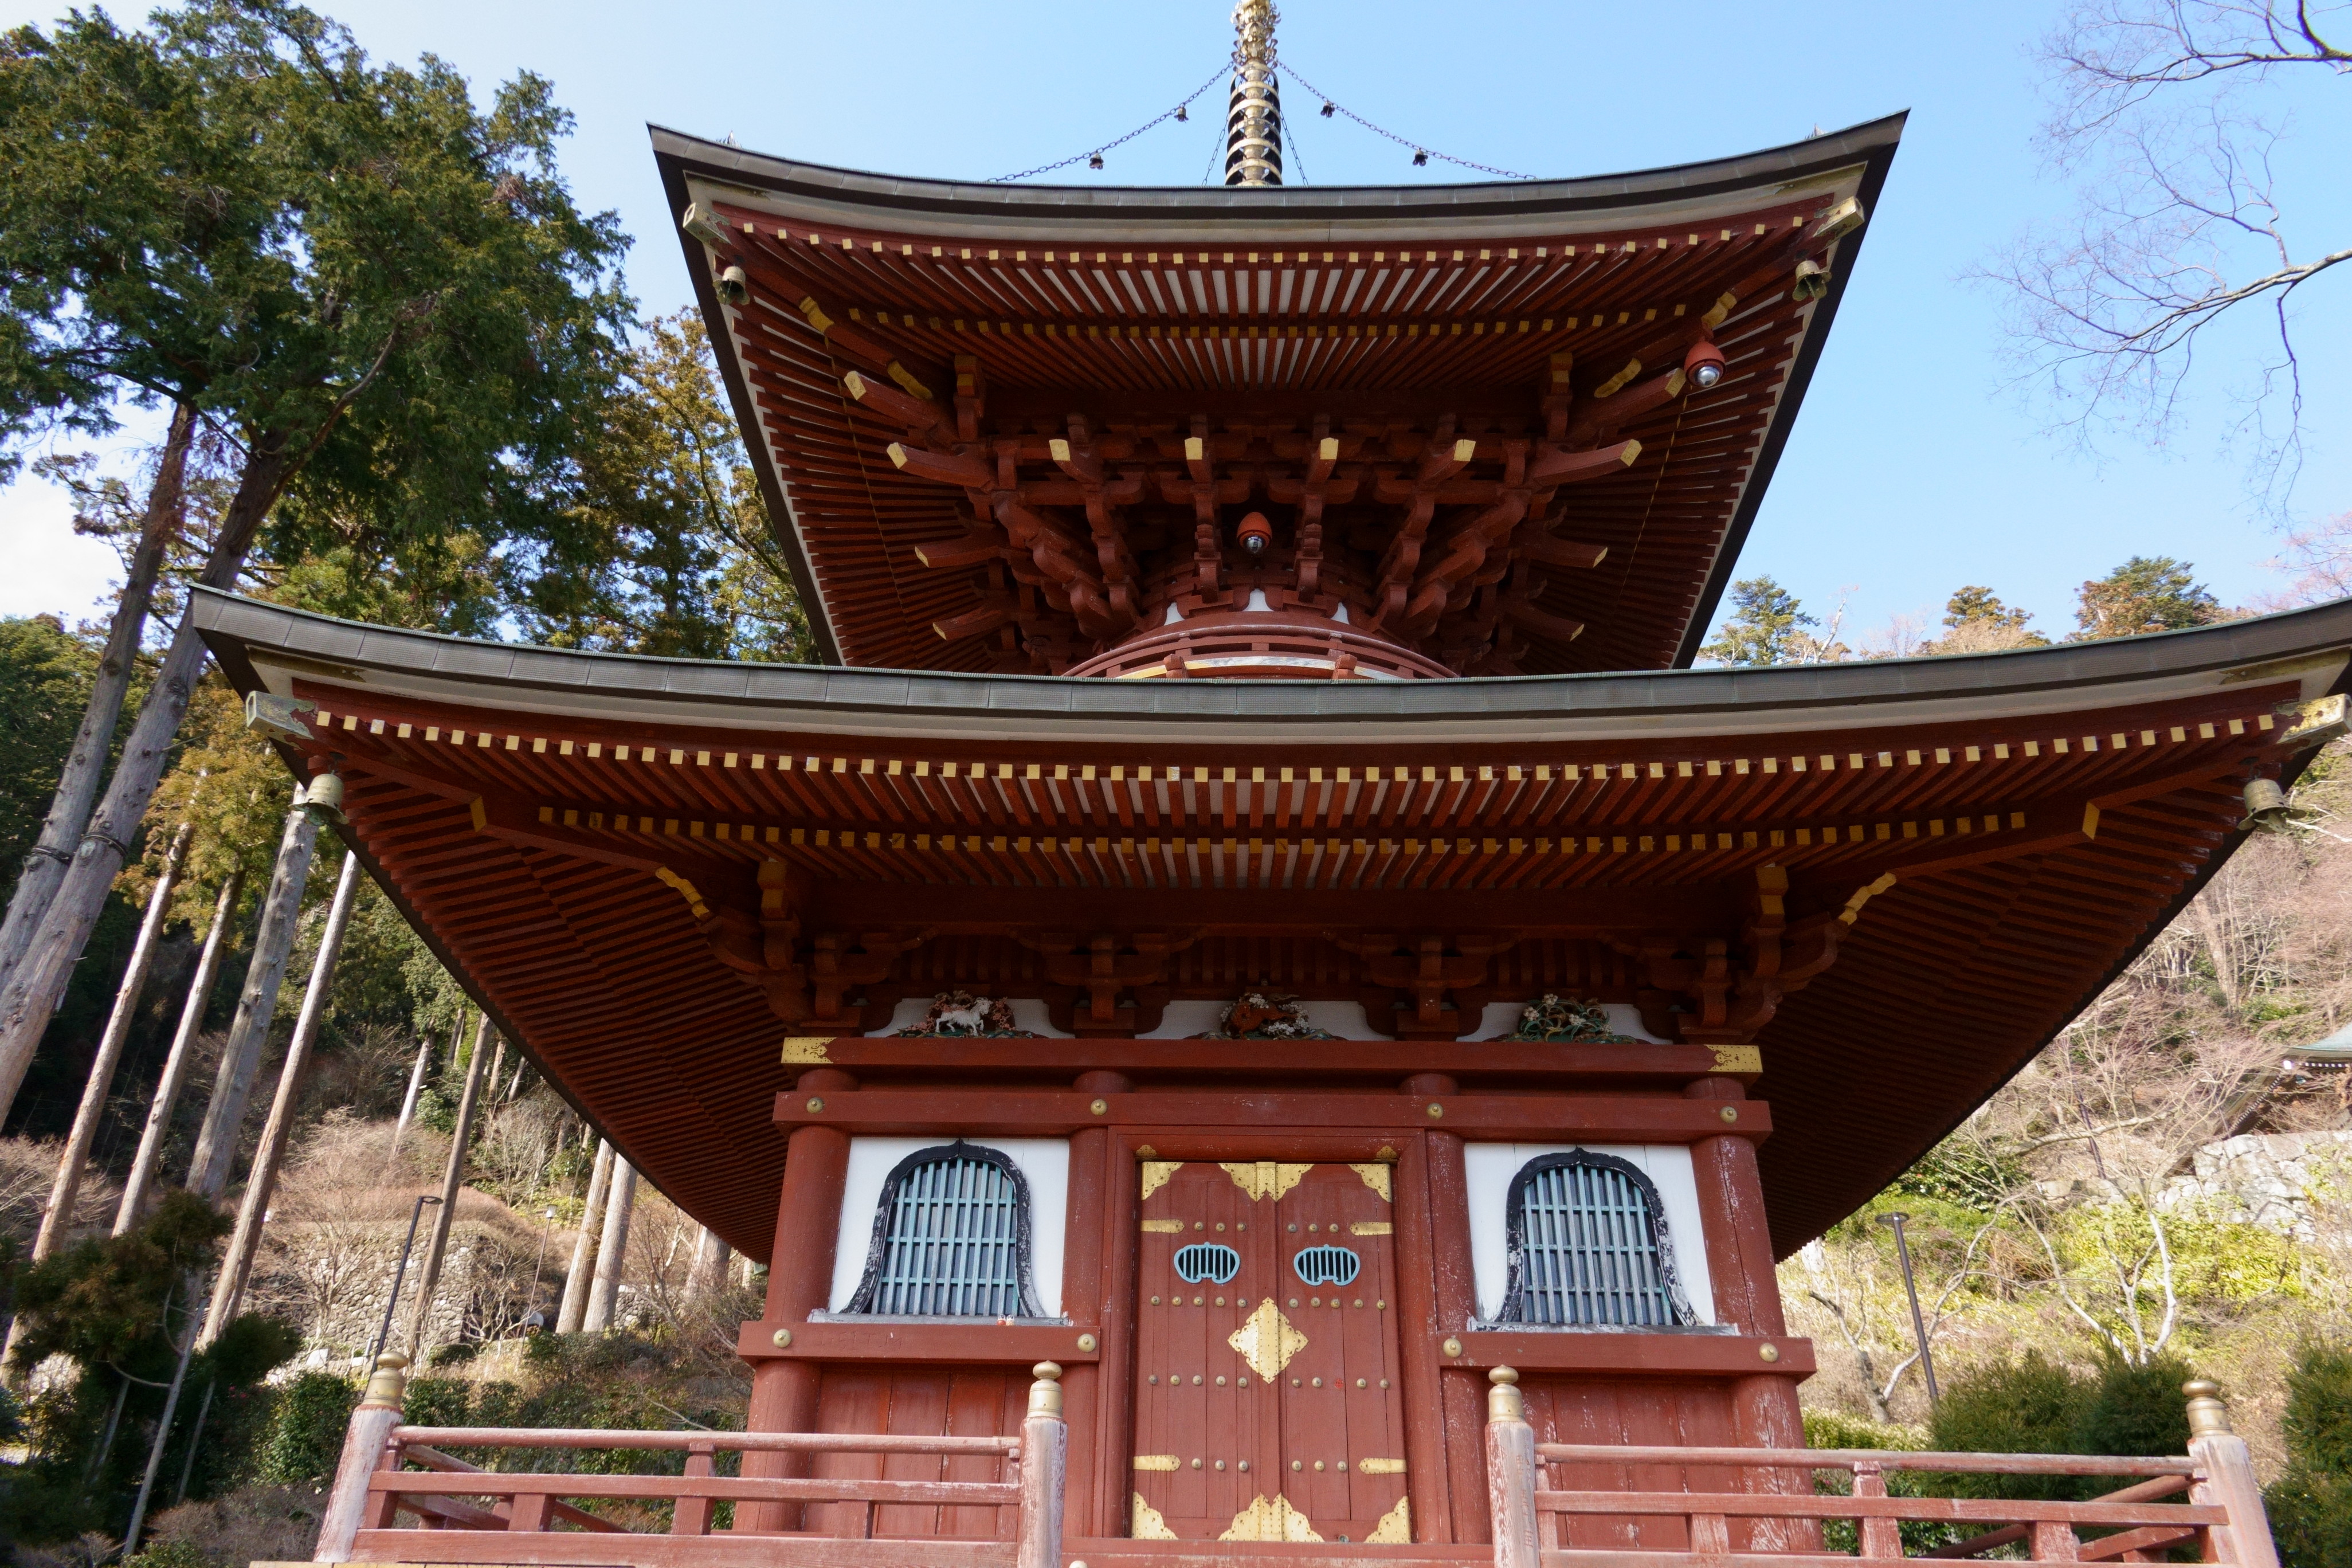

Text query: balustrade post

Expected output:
[1485,1367,1541,1568]
[313,1353,408,1563]
[1017,1362,1068,1568]
[2184,1380,2280,1568]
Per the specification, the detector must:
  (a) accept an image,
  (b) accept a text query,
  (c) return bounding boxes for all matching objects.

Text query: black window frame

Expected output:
[842,1140,1046,1319]
[1496,1148,1696,1328]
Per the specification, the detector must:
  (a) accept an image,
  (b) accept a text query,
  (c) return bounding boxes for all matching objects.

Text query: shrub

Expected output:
[2270,1340,2352,1568]
[402,1375,472,1428]
[1927,1351,2084,1499]
[2071,1354,2191,1461]
[255,1373,358,1487]
[1804,1409,1923,1452]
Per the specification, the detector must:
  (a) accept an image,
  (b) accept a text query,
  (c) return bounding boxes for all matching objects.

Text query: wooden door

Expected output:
[1130,1159,1410,1545]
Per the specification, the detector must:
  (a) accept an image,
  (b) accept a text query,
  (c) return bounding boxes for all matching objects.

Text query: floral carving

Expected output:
[1506,993,1641,1044]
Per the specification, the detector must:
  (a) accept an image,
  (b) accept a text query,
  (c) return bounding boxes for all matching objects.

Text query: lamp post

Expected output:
[1877,1211,1940,1408]
[529,1205,557,1328]
[371,1194,442,1363]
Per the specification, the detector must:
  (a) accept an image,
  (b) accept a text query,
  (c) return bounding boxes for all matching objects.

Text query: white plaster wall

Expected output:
[1460,1143,1714,1324]
[828,1136,1069,1317]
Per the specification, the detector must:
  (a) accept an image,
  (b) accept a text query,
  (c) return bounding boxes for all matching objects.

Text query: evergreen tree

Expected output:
[0,0,632,1118]
[2072,557,2222,641]
[1700,576,1816,667]
[526,312,814,662]
[1922,586,2049,654]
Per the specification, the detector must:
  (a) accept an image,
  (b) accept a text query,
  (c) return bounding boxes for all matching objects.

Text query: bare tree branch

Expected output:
[1981,0,2349,505]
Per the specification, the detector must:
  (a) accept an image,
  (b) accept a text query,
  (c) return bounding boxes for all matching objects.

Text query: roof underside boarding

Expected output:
[654,117,1902,675]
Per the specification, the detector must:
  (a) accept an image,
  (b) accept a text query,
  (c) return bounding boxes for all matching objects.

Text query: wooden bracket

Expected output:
[1328,930,1518,1038]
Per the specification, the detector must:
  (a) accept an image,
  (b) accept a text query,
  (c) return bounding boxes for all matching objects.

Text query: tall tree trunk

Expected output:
[0,403,195,991]
[32,822,191,1261]
[202,853,361,1343]
[388,1020,441,1158]
[0,437,291,1123]
[403,1015,489,1359]
[484,1034,507,1106]
[582,1155,638,1334]
[186,801,319,1199]
[556,1139,614,1334]
[115,869,242,1234]
[685,1225,731,1303]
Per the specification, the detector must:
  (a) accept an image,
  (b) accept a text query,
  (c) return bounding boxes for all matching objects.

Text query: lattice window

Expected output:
[1498,1151,1692,1328]
[844,1143,1044,1318]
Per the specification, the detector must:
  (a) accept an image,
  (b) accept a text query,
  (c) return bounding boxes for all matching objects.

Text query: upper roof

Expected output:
[195,586,2352,1255]
[654,116,1903,675]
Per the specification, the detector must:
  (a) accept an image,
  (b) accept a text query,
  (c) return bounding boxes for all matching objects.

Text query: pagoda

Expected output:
[215,9,2331,1563]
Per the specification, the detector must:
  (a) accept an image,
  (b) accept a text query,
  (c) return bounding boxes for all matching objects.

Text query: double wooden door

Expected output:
[1130,1159,1410,1544]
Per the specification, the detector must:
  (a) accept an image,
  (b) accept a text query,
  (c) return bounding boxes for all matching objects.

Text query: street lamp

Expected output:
[370,1194,443,1363]
[1877,1211,1940,1408]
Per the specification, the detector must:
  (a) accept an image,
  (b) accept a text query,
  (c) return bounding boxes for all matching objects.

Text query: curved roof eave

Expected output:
[192,586,2352,746]
[647,114,1907,241]
[652,117,1908,675]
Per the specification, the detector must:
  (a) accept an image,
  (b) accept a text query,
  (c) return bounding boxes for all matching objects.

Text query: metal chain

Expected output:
[990,66,1230,183]
[1275,62,1536,181]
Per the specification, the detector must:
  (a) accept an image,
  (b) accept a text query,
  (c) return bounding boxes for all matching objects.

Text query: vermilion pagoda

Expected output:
[218,29,2318,1567]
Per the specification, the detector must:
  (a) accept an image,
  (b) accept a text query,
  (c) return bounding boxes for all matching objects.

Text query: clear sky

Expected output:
[3,0,2347,651]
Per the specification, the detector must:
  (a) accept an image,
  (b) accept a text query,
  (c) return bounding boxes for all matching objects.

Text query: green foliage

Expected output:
[2072,556,2222,640]
[7,1189,228,1373]
[1700,575,1815,667]
[403,1374,472,1425]
[2284,1340,2352,1474]
[1887,1139,2028,1212]
[1,1194,299,1544]
[523,312,814,662]
[2271,1340,2352,1568]
[1944,586,2036,634]
[1928,1350,2083,1498]
[0,0,631,594]
[255,1371,358,1487]
[209,1314,307,1387]
[0,617,97,874]
[2070,1355,2191,1459]
[1924,1351,2190,1503]
[1805,1408,1924,1451]
[123,1543,213,1568]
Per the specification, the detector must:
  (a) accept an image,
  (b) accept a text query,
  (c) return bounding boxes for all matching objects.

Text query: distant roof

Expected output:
[653,116,1903,674]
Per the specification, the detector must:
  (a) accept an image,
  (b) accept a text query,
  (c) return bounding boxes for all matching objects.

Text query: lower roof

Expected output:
[193,588,2352,1254]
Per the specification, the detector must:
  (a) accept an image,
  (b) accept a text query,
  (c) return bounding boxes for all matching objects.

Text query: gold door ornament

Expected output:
[1347,1162,1394,1201]
[1221,1492,1322,1542]
[1221,1161,1310,1201]
[1140,1160,1183,1200]
[1366,1496,1413,1543]
[1227,1297,1308,1379]
[1131,1494,1179,1540]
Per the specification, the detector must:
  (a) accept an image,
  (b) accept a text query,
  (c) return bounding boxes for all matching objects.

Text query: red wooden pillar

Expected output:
[1404,1080,1481,1545]
[742,1067,856,1532]
[1685,1076,1812,1548]
[1061,1071,1124,1539]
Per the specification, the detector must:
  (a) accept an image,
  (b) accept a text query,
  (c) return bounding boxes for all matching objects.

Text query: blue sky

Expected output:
[3,0,2347,650]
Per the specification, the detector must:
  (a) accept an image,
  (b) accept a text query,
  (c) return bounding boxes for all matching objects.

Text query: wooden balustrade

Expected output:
[312,1355,1067,1568]
[1482,1367,2281,1568]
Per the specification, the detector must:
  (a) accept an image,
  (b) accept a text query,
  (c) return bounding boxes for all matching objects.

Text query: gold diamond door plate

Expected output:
[1130,1157,1410,1543]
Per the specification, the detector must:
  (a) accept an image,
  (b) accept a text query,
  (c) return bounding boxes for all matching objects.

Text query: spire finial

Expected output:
[1225,0,1283,187]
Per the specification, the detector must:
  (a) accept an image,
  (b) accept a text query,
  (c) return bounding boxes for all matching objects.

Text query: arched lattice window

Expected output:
[1498,1151,1693,1328]
[844,1143,1044,1318]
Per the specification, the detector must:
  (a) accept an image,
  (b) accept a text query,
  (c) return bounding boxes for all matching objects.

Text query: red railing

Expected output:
[312,1355,1067,1568]
[1484,1369,2280,1568]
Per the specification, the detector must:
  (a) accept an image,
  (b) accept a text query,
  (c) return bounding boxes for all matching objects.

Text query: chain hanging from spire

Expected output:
[1225,0,1283,186]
